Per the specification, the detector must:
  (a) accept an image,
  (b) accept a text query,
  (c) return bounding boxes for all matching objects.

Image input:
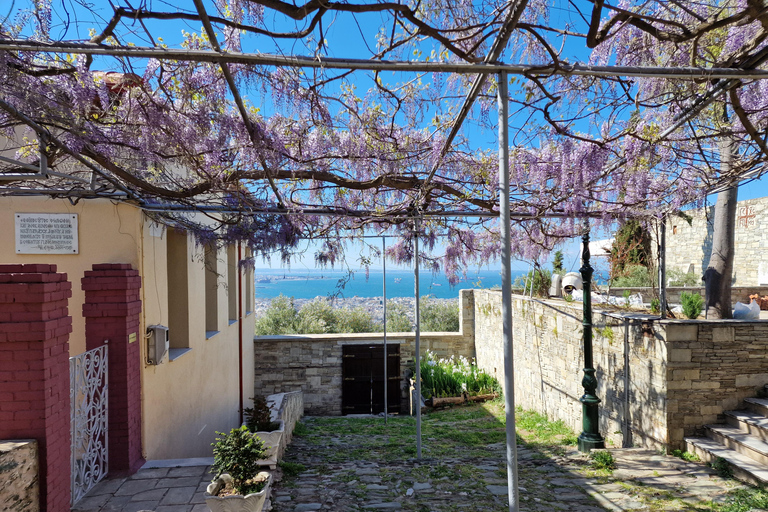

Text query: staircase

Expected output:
[685,397,768,485]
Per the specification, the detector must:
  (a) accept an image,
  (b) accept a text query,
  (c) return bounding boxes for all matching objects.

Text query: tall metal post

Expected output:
[658,217,667,319]
[383,236,388,424]
[498,71,519,512]
[413,218,422,460]
[578,222,605,452]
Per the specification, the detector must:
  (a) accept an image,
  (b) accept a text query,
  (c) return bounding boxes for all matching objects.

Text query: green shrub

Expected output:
[254,295,301,335]
[211,426,268,495]
[420,296,460,332]
[515,268,552,297]
[336,307,381,333]
[612,264,654,287]
[650,298,660,314]
[385,300,412,332]
[681,291,703,319]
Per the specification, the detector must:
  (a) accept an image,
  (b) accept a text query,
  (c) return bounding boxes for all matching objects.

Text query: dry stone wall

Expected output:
[0,440,38,512]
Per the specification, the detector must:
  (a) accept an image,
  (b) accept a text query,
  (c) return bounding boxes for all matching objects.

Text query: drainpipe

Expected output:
[238,243,244,424]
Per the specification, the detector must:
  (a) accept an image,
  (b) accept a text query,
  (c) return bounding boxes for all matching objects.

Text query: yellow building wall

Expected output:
[0,196,142,356]
[0,196,256,461]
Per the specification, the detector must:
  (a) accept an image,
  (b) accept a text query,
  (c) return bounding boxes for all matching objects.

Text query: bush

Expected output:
[211,426,268,495]
[611,264,654,287]
[255,296,384,334]
[514,268,552,297]
[681,291,703,319]
[419,350,501,399]
[385,301,412,332]
[420,296,460,332]
[254,295,301,335]
[336,306,381,333]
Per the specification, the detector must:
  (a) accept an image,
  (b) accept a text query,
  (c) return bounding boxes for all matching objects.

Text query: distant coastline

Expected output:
[253,295,459,325]
[252,268,511,301]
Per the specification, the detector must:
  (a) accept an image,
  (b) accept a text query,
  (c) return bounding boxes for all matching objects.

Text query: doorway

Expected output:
[341,344,400,415]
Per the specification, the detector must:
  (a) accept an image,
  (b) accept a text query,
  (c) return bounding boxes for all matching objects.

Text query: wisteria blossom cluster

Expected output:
[1,0,767,277]
[419,350,501,399]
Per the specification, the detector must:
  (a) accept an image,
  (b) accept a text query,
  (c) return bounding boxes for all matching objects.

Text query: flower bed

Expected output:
[419,350,501,400]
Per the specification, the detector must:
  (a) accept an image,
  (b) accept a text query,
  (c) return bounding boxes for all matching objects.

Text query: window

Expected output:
[205,243,220,337]
[166,229,191,359]
[227,245,237,324]
[245,247,254,315]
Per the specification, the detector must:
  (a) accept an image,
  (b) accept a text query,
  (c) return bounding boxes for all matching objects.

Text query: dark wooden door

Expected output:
[342,344,400,415]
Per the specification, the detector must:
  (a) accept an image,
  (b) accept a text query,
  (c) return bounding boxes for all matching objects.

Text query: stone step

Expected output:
[744,397,768,417]
[704,424,768,466]
[724,410,768,441]
[685,436,768,486]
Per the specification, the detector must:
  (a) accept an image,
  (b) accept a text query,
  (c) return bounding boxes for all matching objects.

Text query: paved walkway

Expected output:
[73,440,747,512]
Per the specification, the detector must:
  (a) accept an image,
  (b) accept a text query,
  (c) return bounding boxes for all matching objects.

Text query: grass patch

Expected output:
[589,450,616,472]
[278,461,306,477]
[670,449,700,462]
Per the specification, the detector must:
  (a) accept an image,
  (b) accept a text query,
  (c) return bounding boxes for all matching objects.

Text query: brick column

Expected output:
[81,264,144,474]
[0,264,72,512]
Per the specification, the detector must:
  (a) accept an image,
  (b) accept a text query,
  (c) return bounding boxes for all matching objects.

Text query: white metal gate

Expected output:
[70,344,108,504]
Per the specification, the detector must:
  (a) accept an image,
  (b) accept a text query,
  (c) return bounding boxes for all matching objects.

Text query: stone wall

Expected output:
[663,196,768,286]
[474,289,666,449]
[473,289,768,451]
[662,321,768,447]
[0,440,39,512]
[253,292,475,415]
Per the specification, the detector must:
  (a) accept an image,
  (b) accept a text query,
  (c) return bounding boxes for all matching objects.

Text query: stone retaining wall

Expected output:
[473,289,768,451]
[0,440,39,512]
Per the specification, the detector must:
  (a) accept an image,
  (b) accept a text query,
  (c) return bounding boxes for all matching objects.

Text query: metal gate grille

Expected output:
[70,344,108,504]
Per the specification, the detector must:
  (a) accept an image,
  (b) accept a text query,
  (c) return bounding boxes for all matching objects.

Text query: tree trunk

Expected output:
[703,138,738,319]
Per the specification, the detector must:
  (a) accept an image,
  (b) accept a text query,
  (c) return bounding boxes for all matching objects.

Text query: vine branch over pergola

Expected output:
[2,0,768,270]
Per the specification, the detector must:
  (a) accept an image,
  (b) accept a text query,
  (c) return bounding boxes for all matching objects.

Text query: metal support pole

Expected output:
[578,223,605,452]
[414,218,422,460]
[498,71,519,512]
[658,217,667,319]
[383,236,388,425]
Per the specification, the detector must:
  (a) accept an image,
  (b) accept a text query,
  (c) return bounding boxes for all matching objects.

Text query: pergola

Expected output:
[3,2,768,510]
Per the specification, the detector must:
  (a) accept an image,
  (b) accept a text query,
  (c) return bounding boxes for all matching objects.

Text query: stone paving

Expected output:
[73,418,750,512]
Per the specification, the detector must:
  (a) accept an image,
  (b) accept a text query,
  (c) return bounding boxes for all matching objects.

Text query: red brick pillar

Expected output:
[0,264,72,512]
[81,263,144,474]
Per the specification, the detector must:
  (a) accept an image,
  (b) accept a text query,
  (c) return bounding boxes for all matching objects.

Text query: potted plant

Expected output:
[244,396,284,469]
[205,426,272,512]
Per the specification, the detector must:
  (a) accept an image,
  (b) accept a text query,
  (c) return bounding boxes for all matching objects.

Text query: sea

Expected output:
[253,268,524,300]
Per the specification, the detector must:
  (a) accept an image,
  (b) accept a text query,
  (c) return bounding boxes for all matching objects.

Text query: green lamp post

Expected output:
[578,226,605,452]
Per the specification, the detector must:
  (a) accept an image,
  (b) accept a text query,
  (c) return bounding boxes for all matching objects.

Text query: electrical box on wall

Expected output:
[146,325,169,365]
